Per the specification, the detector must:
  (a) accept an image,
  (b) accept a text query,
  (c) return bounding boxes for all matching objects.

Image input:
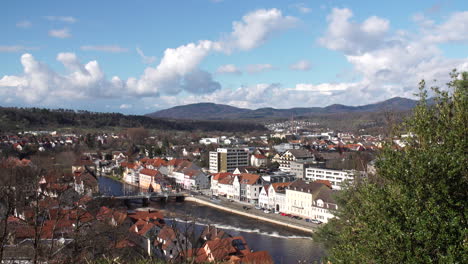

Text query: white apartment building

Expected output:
[304,168,366,190]
[209,148,249,173]
[285,179,337,223]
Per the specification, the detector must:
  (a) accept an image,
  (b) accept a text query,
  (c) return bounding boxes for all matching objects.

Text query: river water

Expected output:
[98,176,325,264]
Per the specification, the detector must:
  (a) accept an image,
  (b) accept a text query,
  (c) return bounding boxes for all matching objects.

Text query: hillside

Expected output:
[147,97,419,120]
[0,107,267,133]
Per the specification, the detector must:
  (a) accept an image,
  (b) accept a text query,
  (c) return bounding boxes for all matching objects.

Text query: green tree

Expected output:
[314,70,467,263]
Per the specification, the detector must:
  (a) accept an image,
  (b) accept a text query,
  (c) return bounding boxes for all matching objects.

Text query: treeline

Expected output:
[0,107,267,132]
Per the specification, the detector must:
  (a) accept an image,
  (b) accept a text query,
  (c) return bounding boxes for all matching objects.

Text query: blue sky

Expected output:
[1,0,467,114]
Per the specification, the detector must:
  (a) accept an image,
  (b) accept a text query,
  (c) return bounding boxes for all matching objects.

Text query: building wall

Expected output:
[305,168,365,190]
[209,148,249,173]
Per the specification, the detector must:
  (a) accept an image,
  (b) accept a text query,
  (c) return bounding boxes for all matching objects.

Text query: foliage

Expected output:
[314,70,468,263]
[0,107,267,133]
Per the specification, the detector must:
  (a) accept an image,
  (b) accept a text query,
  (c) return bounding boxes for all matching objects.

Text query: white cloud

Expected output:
[0,46,38,53]
[16,20,32,28]
[291,3,312,14]
[223,8,298,52]
[136,47,157,64]
[120,104,132,109]
[313,8,468,105]
[0,53,122,103]
[44,16,77,23]
[1,8,299,106]
[318,8,390,54]
[81,45,128,53]
[48,28,71,38]
[290,60,311,71]
[246,64,274,74]
[422,11,468,43]
[216,64,241,74]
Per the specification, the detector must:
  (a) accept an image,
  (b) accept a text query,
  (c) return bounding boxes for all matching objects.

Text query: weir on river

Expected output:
[98,176,325,263]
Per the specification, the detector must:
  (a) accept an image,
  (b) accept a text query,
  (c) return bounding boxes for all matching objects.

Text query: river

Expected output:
[98,176,325,264]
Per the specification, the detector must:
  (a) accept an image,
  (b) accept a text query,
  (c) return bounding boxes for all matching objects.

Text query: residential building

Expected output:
[289,160,324,178]
[209,148,249,173]
[285,179,337,223]
[210,172,232,196]
[258,185,270,208]
[304,167,366,190]
[250,154,267,167]
[267,182,292,212]
[237,173,263,203]
[139,168,161,191]
[273,149,316,172]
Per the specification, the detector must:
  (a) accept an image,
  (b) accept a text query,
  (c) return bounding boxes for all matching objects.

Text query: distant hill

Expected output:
[149,102,251,120]
[147,97,419,120]
[0,107,267,133]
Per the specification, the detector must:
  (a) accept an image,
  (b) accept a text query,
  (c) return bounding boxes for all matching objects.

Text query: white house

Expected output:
[258,185,270,209]
[267,182,292,212]
[285,179,337,223]
[250,154,267,167]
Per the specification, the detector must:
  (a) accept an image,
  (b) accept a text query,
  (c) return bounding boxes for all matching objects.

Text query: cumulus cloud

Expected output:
[222,8,298,52]
[246,64,274,73]
[216,64,241,74]
[16,20,32,28]
[0,53,123,103]
[44,16,77,23]
[49,28,71,38]
[81,45,128,53]
[136,47,157,64]
[290,60,311,71]
[422,11,468,43]
[318,8,390,54]
[0,46,38,53]
[314,8,468,105]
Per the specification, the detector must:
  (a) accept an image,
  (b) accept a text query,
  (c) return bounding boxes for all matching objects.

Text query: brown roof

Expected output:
[130,219,156,236]
[128,210,164,222]
[139,168,159,177]
[218,175,235,185]
[287,149,314,158]
[287,179,329,196]
[238,173,260,185]
[241,251,274,264]
[212,172,232,181]
[271,182,293,192]
[253,154,267,159]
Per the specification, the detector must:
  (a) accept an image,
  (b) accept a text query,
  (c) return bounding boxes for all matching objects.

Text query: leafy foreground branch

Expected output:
[314,70,468,263]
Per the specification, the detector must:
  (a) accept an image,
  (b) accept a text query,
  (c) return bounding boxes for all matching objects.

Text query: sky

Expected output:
[1,0,468,114]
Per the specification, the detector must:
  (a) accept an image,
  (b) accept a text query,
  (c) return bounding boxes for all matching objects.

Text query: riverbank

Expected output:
[185,196,316,234]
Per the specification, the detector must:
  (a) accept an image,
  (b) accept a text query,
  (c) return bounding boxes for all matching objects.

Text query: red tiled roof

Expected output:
[128,210,164,222]
[239,173,260,185]
[315,180,332,189]
[242,251,274,264]
[253,154,267,159]
[212,172,232,181]
[139,168,159,177]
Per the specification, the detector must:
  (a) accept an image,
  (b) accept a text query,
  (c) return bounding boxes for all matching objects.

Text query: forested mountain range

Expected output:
[147,97,419,120]
[0,107,267,133]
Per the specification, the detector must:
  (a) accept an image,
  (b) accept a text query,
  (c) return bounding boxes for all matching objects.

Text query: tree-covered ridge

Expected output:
[0,107,267,133]
[314,70,468,263]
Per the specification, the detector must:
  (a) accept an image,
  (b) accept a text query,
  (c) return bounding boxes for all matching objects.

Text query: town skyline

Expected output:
[1,0,468,114]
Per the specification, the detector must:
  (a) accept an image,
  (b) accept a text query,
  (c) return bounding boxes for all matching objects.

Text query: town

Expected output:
[0,120,387,263]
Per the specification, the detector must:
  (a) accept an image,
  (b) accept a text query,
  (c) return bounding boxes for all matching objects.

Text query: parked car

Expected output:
[255,205,261,210]
[310,219,323,224]
[274,211,280,214]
